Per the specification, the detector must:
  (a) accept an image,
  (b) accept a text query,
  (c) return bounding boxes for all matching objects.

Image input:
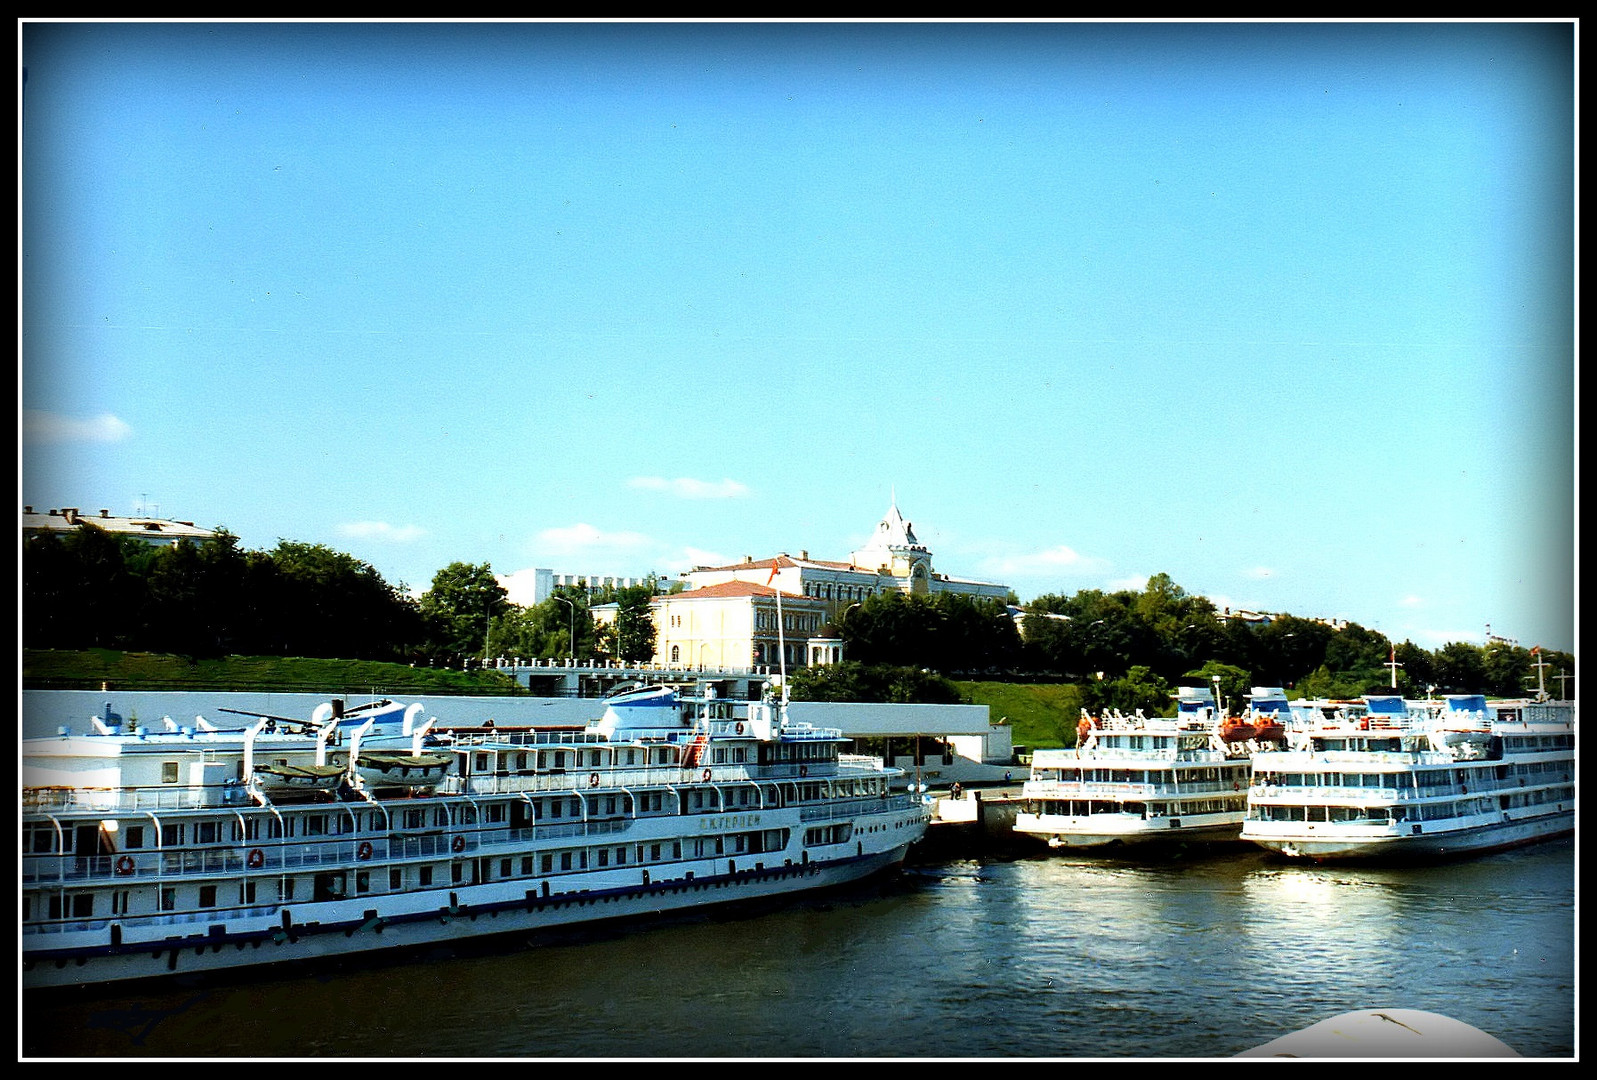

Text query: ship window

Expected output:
[197,821,219,844]
[160,888,177,912]
[162,761,179,784]
[112,890,131,915]
[560,852,573,871]
[198,885,217,908]
[390,869,403,890]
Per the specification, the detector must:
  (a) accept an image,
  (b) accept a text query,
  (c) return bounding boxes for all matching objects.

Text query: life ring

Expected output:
[589,772,601,788]
[246,848,264,870]
[452,835,466,854]
[357,841,373,861]
[701,768,712,783]
[735,722,744,734]
[115,855,135,876]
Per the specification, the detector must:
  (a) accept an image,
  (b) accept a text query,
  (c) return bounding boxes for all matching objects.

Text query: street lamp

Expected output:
[553,595,576,659]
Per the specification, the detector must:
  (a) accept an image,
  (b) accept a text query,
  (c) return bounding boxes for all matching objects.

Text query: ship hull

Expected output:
[24,842,915,989]
[1244,810,1573,863]
[1015,811,1245,849]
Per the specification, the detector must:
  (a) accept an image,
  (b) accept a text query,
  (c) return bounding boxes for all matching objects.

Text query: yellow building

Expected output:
[650,501,1010,672]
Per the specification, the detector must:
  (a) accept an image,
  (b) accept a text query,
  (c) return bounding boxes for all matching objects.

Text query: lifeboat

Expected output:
[353,750,454,789]
[1219,718,1257,744]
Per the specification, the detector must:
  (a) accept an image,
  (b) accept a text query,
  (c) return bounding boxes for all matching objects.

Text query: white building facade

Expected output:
[649,501,1011,672]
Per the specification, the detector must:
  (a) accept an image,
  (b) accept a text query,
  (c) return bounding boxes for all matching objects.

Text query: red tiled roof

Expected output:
[663,580,818,602]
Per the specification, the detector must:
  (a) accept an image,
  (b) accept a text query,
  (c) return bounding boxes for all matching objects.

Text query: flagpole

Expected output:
[769,557,787,704]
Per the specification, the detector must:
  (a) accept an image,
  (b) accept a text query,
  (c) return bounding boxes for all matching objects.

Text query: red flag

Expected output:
[767,559,780,586]
[1531,646,1541,656]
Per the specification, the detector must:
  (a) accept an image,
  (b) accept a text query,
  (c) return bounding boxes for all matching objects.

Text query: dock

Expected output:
[910,785,1037,860]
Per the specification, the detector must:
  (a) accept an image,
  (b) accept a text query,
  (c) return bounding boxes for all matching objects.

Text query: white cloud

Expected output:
[1107,575,1149,592]
[335,521,426,542]
[24,410,133,445]
[628,476,750,500]
[536,522,654,555]
[982,544,1106,576]
[1400,594,1424,607]
[678,546,729,569]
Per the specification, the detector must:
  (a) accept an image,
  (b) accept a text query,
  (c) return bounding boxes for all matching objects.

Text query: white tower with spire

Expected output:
[850,495,933,594]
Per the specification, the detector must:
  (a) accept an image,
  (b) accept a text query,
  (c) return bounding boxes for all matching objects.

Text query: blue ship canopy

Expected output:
[1445,694,1488,712]
[1364,696,1409,715]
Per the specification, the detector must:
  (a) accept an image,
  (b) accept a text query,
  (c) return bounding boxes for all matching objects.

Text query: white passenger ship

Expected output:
[1012,686,1283,849]
[1241,690,1575,862]
[22,683,931,989]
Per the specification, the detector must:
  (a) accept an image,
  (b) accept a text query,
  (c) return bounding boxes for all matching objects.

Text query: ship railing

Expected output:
[1249,777,1509,801]
[22,784,237,814]
[1022,780,1214,797]
[799,793,921,822]
[449,762,840,797]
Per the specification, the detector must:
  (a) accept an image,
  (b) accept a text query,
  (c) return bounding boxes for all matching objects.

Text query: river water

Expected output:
[20,836,1575,1060]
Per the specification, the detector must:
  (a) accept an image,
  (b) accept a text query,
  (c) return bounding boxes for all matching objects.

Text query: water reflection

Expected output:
[21,840,1573,1059]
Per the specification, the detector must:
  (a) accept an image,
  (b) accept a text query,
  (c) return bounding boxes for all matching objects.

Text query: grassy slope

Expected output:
[954,680,1085,751]
[21,649,528,697]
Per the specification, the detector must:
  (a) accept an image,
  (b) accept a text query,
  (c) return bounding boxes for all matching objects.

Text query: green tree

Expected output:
[420,562,509,659]
[789,661,963,704]
[612,583,659,664]
[22,523,145,649]
[1433,641,1488,694]
[1081,665,1173,718]
[493,589,596,660]
[1183,661,1252,718]
[266,541,421,660]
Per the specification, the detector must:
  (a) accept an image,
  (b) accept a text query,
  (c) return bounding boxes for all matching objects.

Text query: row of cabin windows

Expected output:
[468,745,746,773]
[1038,766,1246,785]
[26,776,834,857]
[27,821,812,924]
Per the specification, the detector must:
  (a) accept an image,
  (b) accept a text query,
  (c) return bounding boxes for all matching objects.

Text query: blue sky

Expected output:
[21,20,1576,653]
